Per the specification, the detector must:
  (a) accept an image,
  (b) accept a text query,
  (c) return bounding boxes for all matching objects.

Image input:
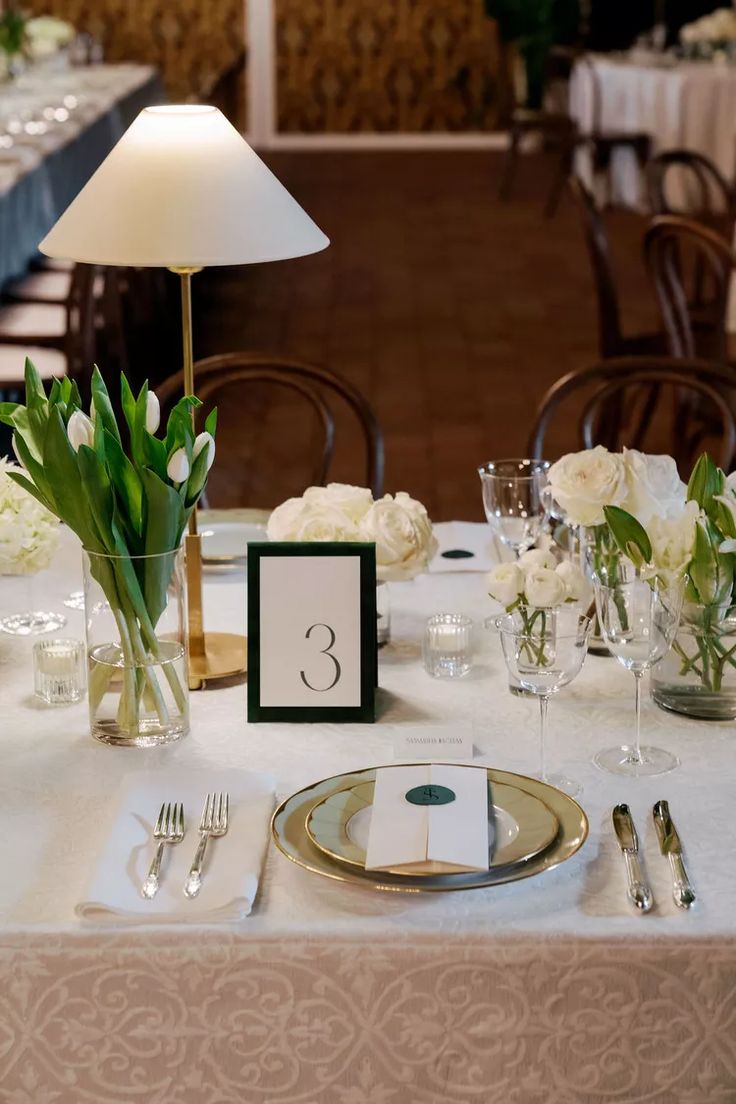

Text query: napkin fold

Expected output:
[77,769,275,924]
[429,522,509,573]
[365,765,490,874]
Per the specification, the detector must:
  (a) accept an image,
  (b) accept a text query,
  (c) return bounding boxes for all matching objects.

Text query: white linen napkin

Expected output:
[429,522,510,573]
[365,765,490,874]
[77,768,275,924]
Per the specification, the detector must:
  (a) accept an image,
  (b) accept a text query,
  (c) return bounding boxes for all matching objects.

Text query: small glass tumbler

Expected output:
[33,638,86,705]
[423,614,474,678]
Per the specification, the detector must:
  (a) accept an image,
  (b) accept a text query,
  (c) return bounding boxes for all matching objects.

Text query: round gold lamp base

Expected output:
[188,631,247,689]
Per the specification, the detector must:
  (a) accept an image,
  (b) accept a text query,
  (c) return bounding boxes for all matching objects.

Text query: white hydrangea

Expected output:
[0,458,60,575]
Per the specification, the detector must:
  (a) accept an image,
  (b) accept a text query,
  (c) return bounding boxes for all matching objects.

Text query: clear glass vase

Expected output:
[651,602,736,721]
[83,548,189,747]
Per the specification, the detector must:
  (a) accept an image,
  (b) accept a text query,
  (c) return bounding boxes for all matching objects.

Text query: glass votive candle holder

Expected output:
[33,638,86,705]
[423,614,474,679]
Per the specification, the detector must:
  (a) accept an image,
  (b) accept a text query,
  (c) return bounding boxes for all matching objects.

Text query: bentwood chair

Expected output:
[527,356,736,470]
[569,175,666,360]
[156,352,384,507]
[643,215,734,362]
[646,150,736,238]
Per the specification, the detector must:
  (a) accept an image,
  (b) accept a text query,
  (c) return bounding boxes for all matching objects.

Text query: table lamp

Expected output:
[38,105,329,688]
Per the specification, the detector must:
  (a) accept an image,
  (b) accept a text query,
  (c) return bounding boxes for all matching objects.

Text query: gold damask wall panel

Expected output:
[275,0,509,133]
[24,0,245,108]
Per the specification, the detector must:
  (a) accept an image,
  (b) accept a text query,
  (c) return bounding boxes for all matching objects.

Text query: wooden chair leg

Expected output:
[545,136,574,218]
[499,126,521,201]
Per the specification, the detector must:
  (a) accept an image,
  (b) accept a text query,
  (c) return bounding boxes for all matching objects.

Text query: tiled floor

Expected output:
[195,150,660,521]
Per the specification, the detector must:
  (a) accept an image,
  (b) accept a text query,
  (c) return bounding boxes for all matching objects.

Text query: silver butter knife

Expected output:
[613,804,653,913]
[653,800,695,909]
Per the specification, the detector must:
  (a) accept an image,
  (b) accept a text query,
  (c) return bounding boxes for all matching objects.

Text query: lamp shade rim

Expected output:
[37,238,331,268]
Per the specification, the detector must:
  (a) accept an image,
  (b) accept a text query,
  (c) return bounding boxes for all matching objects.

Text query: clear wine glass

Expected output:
[594,564,684,776]
[478,458,550,557]
[497,608,591,796]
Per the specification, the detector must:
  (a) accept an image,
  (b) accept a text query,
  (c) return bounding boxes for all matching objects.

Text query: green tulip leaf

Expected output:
[604,505,652,564]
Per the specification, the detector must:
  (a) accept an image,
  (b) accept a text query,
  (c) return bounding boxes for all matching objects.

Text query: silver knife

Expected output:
[612,804,653,913]
[653,800,695,909]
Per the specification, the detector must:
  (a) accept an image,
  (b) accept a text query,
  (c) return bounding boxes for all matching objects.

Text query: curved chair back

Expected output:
[156,352,384,506]
[643,215,735,361]
[646,149,736,232]
[568,174,622,357]
[527,356,736,470]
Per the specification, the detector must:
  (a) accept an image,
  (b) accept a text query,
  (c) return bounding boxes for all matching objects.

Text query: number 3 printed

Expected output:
[300,623,342,691]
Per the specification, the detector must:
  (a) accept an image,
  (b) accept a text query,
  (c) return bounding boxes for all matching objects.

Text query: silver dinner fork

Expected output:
[183,792,229,899]
[141,802,185,899]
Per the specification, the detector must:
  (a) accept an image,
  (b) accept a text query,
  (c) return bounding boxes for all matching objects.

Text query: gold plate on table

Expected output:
[271,765,588,893]
[306,778,558,875]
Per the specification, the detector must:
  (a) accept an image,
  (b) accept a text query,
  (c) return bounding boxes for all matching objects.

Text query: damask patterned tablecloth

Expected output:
[1,526,735,1103]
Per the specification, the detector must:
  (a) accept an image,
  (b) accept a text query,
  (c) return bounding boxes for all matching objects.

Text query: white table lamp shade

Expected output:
[39,105,329,267]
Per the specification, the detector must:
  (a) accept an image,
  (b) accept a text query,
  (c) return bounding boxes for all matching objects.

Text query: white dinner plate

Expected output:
[200,520,267,568]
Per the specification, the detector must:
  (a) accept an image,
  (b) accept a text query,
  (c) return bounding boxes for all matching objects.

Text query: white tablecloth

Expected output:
[1,524,735,1102]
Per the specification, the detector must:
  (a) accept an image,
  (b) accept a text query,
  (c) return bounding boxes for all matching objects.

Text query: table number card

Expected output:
[247,543,376,723]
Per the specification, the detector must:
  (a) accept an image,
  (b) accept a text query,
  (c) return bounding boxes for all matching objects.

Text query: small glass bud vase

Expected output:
[651,602,736,721]
[83,548,189,747]
[376,581,391,647]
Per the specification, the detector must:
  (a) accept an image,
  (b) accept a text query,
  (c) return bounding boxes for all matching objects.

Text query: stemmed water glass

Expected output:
[497,608,591,796]
[594,564,685,776]
[478,459,550,558]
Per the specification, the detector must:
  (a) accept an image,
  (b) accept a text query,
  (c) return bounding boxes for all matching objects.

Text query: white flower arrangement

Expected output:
[267,483,439,581]
[680,8,736,44]
[0,456,59,575]
[487,548,593,612]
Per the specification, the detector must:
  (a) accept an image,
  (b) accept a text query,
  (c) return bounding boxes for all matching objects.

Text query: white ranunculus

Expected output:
[166,447,190,484]
[0,458,59,575]
[546,446,627,527]
[145,391,161,434]
[303,483,373,523]
[192,430,215,471]
[621,448,686,524]
[519,547,557,572]
[66,410,94,452]
[267,496,358,542]
[649,500,699,580]
[524,566,567,608]
[487,562,525,607]
[359,491,438,581]
[555,560,593,607]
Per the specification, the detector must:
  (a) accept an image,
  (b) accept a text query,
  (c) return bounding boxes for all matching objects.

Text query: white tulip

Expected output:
[519,547,557,572]
[192,430,215,471]
[167,447,190,484]
[145,391,160,434]
[487,562,525,607]
[524,567,567,609]
[67,410,95,452]
[555,560,593,607]
[90,397,96,422]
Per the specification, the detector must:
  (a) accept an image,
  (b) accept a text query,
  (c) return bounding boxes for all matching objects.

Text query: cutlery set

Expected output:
[612,800,695,913]
[141,792,229,900]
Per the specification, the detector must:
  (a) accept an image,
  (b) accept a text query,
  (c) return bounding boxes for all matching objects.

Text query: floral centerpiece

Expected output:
[0,360,217,745]
[0,456,59,575]
[680,8,736,53]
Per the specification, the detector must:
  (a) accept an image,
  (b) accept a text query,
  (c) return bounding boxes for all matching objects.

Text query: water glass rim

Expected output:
[477,458,550,478]
[83,547,180,562]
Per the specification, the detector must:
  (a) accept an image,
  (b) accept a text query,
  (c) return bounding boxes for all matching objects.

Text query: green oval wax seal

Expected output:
[405,784,456,806]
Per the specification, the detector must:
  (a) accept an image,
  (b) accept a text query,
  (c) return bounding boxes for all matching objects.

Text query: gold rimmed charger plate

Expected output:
[305,777,558,875]
[271,765,588,893]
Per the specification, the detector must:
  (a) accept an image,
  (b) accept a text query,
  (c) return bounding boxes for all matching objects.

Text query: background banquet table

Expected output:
[0,61,163,288]
[569,54,736,210]
[1,524,735,1103]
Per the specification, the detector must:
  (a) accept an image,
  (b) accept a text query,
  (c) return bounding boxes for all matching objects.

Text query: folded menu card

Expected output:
[77,769,275,924]
[365,765,490,874]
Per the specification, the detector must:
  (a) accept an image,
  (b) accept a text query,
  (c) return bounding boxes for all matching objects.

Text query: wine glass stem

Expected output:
[632,670,644,765]
[539,694,549,782]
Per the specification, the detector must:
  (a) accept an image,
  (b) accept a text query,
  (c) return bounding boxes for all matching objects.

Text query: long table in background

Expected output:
[0,523,734,1102]
[0,62,163,288]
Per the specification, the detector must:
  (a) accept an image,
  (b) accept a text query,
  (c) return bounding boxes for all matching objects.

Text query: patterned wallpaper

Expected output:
[275,0,509,133]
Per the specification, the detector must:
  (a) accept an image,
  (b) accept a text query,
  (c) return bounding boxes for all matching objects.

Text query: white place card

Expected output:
[365,764,490,874]
[393,724,474,760]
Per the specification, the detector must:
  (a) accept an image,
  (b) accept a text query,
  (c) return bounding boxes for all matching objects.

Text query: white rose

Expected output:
[359,492,438,581]
[67,410,94,453]
[524,566,567,608]
[266,496,358,542]
[303,483,373,523]
[649,500,699,579]
[621,449,686,524]
[519,548,557,571]
[555,560,593,607]
[487,562,525,607]
[546,446,627,527]
[166,447,190,484]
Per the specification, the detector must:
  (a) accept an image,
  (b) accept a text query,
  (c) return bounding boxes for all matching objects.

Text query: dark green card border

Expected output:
[247,542,377,723]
